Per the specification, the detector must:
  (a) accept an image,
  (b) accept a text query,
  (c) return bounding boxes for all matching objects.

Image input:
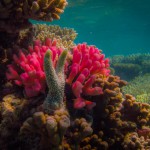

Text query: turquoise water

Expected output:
[32,0,150,56]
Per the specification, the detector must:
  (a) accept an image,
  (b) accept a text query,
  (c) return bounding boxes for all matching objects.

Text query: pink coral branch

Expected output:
[66,43,110,109]
[6,38,63,98]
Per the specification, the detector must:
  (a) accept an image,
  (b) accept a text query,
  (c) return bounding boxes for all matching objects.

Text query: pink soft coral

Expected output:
[66,43,110,109]
[6,38,63,97]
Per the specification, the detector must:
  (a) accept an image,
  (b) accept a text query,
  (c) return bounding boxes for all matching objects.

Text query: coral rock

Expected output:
[20,109,70,150]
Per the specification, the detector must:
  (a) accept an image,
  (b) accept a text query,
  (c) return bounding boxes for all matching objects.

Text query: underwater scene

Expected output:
[0,0,150,150]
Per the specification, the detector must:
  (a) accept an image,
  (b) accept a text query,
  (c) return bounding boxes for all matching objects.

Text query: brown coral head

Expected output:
[0,0,68,33]
[104,89,117,97]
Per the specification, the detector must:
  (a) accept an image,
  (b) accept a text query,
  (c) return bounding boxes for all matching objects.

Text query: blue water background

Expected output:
[32,0,150,57]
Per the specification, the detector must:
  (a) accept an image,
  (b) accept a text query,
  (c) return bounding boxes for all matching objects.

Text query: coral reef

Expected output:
[0,38,150,149]
[110,53,150,81]
[0,1,150,150]
[123,74,150,104]
[76,86,150,149]
[111,63,141,81]
[0,0,68,33]
[1,37,150,150]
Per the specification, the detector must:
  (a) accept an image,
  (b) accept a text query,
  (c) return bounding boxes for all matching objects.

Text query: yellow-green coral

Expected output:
[123,74,150,104]
[33,24,77,50]
[18,24,77,50]
[136,94,150,104]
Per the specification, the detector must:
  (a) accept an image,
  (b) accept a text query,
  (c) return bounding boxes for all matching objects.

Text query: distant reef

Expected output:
[110,53,150,81]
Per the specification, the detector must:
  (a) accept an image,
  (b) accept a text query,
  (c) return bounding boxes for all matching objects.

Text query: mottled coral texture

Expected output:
[66,43,110,109]
[6,38,63,97]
